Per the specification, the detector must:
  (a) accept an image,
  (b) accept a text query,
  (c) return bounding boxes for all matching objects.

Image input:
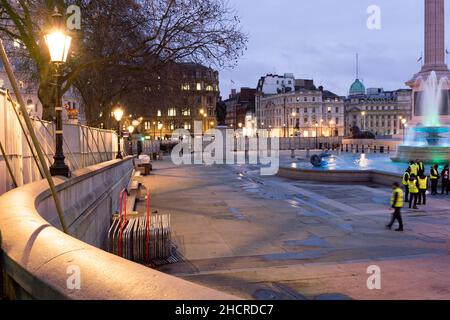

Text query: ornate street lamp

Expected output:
[113,108,124,159]
[45,7,72,177]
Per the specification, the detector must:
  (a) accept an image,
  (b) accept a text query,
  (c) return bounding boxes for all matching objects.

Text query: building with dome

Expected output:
[349,79,366,96]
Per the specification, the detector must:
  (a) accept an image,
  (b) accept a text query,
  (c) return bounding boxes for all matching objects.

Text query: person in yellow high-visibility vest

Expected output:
[387,182,404,232]
[416,159,425,176]
[402,169,411,202]
[417,173,428,205]
[409,160,419,177]
[430,164,440,195]
[408,174,419,209]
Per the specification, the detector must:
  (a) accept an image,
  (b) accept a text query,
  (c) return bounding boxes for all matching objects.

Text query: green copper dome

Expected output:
[349,79,365,95]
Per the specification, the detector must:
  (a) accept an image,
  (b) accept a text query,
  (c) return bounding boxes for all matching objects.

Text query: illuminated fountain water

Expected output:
[392,71,450,164]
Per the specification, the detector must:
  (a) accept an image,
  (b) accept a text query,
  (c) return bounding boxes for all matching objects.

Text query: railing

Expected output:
[0,89,120,195]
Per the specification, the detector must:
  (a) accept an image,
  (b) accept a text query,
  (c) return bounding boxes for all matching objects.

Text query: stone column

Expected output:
[423,0,447,72]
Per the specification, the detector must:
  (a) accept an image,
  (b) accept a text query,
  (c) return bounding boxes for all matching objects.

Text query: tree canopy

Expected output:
[0,0,247,124]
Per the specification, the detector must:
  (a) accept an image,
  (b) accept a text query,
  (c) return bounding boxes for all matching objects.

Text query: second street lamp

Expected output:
[113,108,124,159]
[45,7,72,177]
[128,125,135,155]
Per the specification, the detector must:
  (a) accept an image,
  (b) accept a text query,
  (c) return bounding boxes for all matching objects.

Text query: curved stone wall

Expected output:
[0,158,235,300]
[278,167,402,186]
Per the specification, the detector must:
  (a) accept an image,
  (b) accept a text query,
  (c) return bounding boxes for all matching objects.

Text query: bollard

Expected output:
[291,149,295,159]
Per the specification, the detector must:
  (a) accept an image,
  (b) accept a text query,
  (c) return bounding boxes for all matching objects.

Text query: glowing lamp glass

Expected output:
[45,31,72,63]
[113,108,124,122]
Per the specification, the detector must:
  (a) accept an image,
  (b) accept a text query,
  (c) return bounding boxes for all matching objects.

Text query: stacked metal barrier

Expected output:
[107,188,175,265]
[108,213,172,264]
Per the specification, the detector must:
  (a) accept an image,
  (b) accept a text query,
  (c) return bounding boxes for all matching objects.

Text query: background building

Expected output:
[224,87,256,135]
[345,87,413,137]
[256,75,345,138]
[137,63,219,139]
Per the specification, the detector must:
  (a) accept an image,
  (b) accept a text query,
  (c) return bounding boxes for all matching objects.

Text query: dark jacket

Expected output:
[442,168,450,181]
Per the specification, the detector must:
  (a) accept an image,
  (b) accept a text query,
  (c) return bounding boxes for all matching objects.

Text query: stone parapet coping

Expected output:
[0,158,236,300]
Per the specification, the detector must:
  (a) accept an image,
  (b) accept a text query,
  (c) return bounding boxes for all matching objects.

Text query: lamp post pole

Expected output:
[315,123,319,150]
[116,121,122,159]
[50,63,70,177]
[402,119,408,144]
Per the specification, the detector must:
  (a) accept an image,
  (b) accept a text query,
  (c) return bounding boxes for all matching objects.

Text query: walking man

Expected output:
[387,182,404,232]
[430,164,440,195]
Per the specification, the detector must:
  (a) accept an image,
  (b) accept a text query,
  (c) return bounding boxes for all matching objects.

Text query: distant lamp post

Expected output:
[361,111,366,131]
[128,125,135,155]
[26,101,34,116]
[113,108,124,159]
[315,123,319,149]
[45,7,72,177]
[402,118,408,144]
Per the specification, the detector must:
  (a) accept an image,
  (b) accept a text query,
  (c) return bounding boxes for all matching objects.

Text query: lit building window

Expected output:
[206,85,213,91]
[182,109,191,116]
[157,110,162,117]
[181,84,190,91]
[168,108,177,117]
[184,123,191,130]
[196,83,202,91]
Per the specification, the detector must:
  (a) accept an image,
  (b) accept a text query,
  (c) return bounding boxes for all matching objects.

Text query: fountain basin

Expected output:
[391,145,450,164]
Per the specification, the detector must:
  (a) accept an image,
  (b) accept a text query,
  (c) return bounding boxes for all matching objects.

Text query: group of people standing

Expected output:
[387,159,449,232]
[401,159,448,209]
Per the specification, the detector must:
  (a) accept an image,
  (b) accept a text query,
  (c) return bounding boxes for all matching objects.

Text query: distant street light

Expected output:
[26,102,34,116]
[45,7,72,177]
[361,111,366,131]
[315,122,319,149]
[128,125,135,155]
[402,118,408,144]
[113,108,124,159]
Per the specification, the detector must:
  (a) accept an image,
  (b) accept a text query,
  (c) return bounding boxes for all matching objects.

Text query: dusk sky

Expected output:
[219,0,450,98]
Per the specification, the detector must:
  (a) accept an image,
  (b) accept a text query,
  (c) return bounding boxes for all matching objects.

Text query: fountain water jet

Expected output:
[392,71,450,164]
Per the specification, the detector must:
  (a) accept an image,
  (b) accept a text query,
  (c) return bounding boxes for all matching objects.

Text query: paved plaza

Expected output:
[139,157,450,300]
